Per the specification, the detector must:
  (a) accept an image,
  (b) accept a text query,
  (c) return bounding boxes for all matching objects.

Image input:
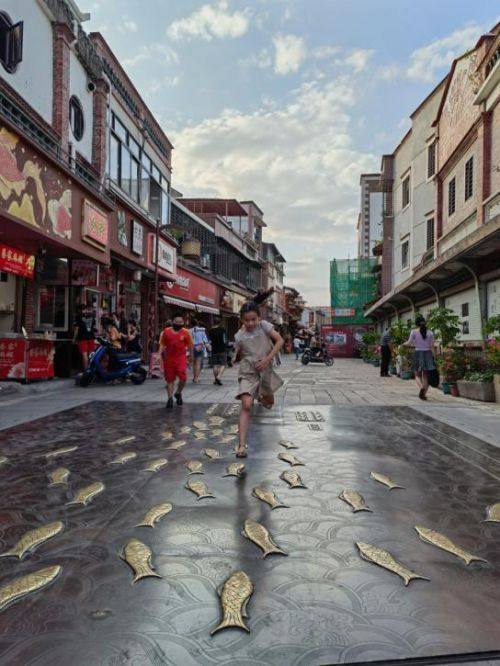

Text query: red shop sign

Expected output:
[0,243,35,278]
[82,200,108,249]
[160,268,217,306]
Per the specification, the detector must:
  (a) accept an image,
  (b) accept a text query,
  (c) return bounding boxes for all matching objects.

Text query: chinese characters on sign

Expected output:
[131,220,144,255]
[148,234,175,274]
[333,308,355,317]
[82,200,108,249]
[117,210,128,247]
[0,243,35,279]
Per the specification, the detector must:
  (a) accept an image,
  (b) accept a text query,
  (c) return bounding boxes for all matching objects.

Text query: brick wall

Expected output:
[92,78,109,179]
[52,22,73,151]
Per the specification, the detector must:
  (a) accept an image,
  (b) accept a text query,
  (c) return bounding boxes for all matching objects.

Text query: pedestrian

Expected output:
[208,318,227,385]
[159,314,194,408]
[293,334,302,360]
[404,315,436,400]
[233,300,284,458]
[127,319,142,354]
[72,305,96,370]
[189,318,209,383]
[379,325,392,377]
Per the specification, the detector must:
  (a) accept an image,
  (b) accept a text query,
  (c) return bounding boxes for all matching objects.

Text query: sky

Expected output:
[85,1,498,306]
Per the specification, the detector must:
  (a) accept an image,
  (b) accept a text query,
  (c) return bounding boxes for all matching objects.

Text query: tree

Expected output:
[426,308,460,348]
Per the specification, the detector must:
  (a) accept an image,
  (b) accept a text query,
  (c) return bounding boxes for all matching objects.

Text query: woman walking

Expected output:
[404,315,436,400]
[233,300,284,458]
[189,319,209,383]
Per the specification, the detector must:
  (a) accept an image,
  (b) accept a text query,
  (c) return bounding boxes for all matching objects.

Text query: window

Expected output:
[109,134,120,183]
[462,320,469,335]
[401,240,409,269]
[0,12,23,74]
[69,96,84,141]
[402,176,410,208]
[161,189,169,226]
[448,177,456,216]
[465,156,474,200]
[130,157,140,203]
[120,147,131,195]
[427,141,436,178]
[37,286,68,330]
[426,217,434,250]
[461,303,469,317]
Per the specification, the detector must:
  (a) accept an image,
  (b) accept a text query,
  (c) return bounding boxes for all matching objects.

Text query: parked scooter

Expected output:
[78,337,147,387]
[301,346,334,366]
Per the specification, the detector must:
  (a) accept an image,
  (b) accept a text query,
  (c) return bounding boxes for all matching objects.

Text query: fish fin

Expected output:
[241,596,251,618]
[403,573,430,586]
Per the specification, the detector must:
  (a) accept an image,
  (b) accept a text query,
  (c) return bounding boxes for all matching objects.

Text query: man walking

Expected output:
[159,314,193,408]
[380,326,392,377]
[208,318,227,385]
[292,334,302,360]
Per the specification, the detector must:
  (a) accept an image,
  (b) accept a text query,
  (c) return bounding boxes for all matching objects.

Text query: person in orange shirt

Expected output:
[159,313,194,408]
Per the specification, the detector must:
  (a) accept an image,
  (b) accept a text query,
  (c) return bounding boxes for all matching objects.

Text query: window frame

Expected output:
[401,239,409,270]
[426,217,435,250]
[402,176,410,209]
[448,177,456,216]
[36,285,69,331]
[69,95,85,142]
[427,141,436,179]
[464,156,474,201]
[0,12,23,74]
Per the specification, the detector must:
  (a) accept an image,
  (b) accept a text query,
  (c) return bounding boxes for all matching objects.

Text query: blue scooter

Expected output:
[78,337,147,387]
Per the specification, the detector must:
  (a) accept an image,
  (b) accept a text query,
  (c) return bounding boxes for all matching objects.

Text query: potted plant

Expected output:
[390,320,411,377]
[426,307,461,348]
[457,370,496,402]
[397,345,414,379]
[484,315,500,403]
[435,346,464,394]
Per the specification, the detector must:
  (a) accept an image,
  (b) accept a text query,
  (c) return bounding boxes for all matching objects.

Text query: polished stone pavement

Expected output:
[0,401,500,666]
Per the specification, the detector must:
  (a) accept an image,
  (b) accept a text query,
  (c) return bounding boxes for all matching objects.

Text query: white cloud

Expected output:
[122,43,179,68]
[376,63,401,81]
[312,45,341,60]
[119,19,138,33]
[406,23,482,82]
[167,1,249,42]
[172,75,378,304]
[273,33,307,75]
[343,49,374,72]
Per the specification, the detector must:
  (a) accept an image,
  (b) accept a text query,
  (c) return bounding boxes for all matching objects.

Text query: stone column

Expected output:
[92,78,109,181]
[52,22,74,153]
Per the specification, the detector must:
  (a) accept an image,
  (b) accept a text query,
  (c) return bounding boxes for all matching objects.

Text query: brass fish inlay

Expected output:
[356,542,429,586]
[194,432,207,440]
[185,479,215,500]
[166,439,187,451]
[0,521,64,559]
[210,429,223,437]
[485,503,500,523]
[112,435,136,445]
[121,538,162,583]
[136,503,173,528]
[220,435,236,444]
[179,426,192,434]
[161,431,173,440]
[186,460,204,475]
[370,472,404,490]
[280,471,307,488]
[339,489,372,512]
[143,458,168,473]
[415,526,488,565]
[0,565,62,612]
[193,421,209,430]
[278,452,304,467]
[228,425,239,434]
[242,519,287,558]
[208,416,225,425]
[204,448,220,460]
[223,463,245,478]
[211,571,254,635]
[252,486,288,510]
[44,445,78,460]
[0,456,8,466]
[279,440,298,450]
[67,481,105,506]
[108,451,137,465]
[47,467,70,486]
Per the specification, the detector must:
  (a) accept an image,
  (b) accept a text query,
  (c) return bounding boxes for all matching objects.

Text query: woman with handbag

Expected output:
[404,315,436,400]
[189,318,210,383]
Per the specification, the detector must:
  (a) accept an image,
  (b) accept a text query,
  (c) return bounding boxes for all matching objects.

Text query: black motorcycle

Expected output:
[301,347,334,366]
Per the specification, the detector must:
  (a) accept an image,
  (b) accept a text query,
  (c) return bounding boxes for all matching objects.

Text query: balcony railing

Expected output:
[0,88,113,205]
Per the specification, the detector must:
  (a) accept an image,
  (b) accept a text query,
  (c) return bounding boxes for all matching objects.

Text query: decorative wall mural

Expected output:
[0,126,72,239]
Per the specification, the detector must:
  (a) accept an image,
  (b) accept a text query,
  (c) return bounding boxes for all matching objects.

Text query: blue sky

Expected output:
[86,1,498,305]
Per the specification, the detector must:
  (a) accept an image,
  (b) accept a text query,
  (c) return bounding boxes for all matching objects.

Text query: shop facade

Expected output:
[160,266,220,329]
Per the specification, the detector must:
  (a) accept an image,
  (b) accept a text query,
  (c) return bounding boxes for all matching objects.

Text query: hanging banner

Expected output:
[0,243,35,278]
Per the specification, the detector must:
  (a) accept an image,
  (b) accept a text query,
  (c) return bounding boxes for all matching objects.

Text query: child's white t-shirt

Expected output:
[235,320,273,343]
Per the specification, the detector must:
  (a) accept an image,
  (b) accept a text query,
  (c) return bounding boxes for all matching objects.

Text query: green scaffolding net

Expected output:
[330,258,378,324]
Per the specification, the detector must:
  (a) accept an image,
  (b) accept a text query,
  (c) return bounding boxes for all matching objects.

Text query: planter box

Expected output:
[494,374,500,404]
[456,379,495,402]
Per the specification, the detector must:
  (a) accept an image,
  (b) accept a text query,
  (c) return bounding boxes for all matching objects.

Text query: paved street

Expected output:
[1,358,500,665]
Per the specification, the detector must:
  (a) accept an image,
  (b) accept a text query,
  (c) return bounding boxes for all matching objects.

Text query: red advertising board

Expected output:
[0,243,35,278]
[160,267,217,307]
[0,338,54,380]
[321,324,372,358]
[82,200,109,249]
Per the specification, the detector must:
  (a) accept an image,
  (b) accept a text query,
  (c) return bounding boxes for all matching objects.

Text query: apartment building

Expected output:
[357,173,383,258]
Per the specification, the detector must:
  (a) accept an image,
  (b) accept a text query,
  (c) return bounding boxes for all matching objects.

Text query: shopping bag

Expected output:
[428,367,440,388]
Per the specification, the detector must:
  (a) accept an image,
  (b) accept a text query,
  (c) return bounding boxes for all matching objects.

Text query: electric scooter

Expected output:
[78,337,147,387]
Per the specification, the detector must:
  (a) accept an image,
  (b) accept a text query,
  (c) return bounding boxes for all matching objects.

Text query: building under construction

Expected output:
[324,258,378,356]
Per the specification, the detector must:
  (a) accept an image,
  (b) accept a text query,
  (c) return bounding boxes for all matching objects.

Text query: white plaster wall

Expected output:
[487,278,500,318]
[418,301,437,319]
[442,140,479,236]
[490,104,500,198]
[1,0,53,123]
[445,287,481,342]
[392,136,413,288]
[69,49,93,162]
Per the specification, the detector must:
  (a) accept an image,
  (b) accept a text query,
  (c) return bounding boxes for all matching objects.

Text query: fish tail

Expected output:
[464,554,488,565]
[266,546,287,558]
[404,572,430,586]
[0,550,15,559]
[354,507,373,513]
[133,569,161,583]
[211,611,249,635]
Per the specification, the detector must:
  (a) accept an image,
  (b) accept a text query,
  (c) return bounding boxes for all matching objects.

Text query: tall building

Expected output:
[357,173,383,258]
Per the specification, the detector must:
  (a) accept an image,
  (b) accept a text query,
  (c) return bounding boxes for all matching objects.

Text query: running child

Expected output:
[233,301,284,458]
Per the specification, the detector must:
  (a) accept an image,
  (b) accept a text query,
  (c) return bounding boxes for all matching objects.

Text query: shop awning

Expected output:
[196,304,220,315]
[162,295,196,310]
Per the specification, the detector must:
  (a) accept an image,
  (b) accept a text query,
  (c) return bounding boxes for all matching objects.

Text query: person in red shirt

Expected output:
[159,314,194,408]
